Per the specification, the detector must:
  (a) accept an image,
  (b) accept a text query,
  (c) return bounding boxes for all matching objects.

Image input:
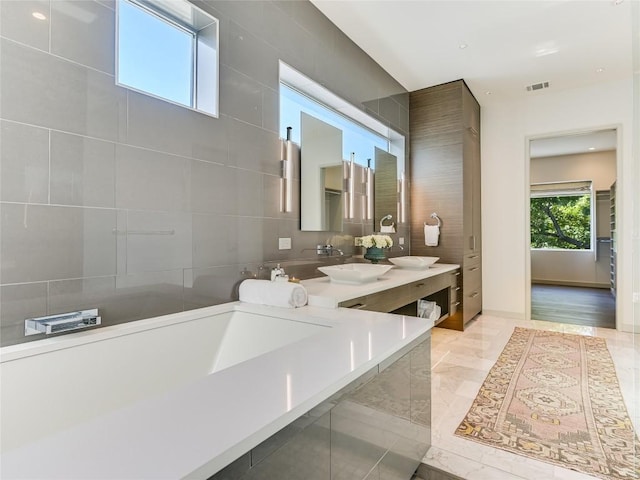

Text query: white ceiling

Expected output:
[310,0,633,107]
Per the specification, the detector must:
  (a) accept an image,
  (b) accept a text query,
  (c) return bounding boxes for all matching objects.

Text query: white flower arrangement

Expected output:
[360,234,393,249]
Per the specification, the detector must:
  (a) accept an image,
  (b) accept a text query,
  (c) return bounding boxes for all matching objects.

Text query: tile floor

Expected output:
[422,315,640,479]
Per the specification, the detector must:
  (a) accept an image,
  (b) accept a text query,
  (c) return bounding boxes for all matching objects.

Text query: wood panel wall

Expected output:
[410,81,464,264]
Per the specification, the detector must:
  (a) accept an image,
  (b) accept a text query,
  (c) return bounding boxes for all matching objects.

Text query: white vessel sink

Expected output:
[388,256,439,269]
[317,264,393,284]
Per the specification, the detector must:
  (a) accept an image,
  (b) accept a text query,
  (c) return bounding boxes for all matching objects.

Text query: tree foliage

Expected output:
[530,195,591,249]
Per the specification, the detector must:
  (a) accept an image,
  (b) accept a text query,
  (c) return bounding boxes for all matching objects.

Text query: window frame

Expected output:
[530,180,594,252]
[116,0,219,117]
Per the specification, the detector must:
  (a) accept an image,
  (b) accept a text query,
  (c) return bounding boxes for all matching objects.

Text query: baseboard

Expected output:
[532,280,610,289]
[481,309,525,320]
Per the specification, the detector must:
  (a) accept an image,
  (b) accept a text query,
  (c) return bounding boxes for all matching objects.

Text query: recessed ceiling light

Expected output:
[611,0,624,5]
[459,43,468,50]
[485,91,492,95]
[596,67,605,73]
[32,11,47,20]
[588,147,596,151]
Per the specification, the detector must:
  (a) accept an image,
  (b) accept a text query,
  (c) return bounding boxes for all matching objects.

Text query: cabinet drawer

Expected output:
[463,263,481,291]
[450,298,460,317]
[463,287,482,323]
[338,273,452,313]
[464,253,481,266]
[449,269,461,288]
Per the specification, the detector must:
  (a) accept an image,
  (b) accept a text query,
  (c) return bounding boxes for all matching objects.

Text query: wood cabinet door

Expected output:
[463,128,475,254]
[471,129,481,254]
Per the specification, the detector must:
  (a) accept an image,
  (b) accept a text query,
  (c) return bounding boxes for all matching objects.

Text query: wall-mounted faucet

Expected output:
[25,309,101,336]
[301,244,344,256]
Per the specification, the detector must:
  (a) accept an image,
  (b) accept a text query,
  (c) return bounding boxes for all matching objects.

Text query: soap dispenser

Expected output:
[271,264,285,281]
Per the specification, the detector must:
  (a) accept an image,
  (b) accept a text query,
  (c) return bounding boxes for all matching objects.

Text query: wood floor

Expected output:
[531,284,616,329]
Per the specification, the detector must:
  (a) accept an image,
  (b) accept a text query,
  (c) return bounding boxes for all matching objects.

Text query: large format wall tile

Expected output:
[227,118,281,175]
[51,0,115,75]
[0,120,50,204]
[0,38,125,141]
[192,213,239,268]
[114,269,184,321]
[236,216,265,265]
[1,203,116,283]
[0,0,51,52]
[124,91,229,163]
[184,264,256,307]
[125,211,193,273]
[0,0,409,345]
[115,145,190,212]
[0,283,48,346]
[190,160,236,215]
[49,276,116,318]
[50,131,116,207]
[219,65,263,127]
[222,20,279,91]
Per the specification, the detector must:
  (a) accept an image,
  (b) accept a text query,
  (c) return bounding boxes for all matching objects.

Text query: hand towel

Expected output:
[239,279,308,308]
[424,225,440,246]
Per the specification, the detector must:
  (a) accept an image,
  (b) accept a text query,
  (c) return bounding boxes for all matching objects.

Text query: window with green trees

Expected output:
[530,181,592,250]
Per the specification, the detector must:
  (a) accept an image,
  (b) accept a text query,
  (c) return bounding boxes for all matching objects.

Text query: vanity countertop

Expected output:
[303,263,460,308]
[1,302,435,479]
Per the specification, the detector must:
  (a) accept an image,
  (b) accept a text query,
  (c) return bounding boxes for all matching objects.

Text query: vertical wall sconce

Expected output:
[365,158,373,220]
[280,127,295,213]
[348,152,355,219]
[398,171,407,223]
[343,160,349,220]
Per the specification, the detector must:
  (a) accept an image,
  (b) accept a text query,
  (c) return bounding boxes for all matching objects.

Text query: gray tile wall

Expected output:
[0,0,410,346]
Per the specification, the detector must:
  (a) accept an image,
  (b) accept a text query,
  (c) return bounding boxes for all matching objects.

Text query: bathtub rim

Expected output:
[0,303,434,479]
[0,302,337,364]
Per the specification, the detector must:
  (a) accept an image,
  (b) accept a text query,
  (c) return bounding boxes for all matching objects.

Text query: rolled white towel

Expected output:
[239,279,308,308]
[424,224,440,246]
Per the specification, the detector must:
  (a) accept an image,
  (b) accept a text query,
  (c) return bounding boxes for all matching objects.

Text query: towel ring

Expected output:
[424,212,442,228]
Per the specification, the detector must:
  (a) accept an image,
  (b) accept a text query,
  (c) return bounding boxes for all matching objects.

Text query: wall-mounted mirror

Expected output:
[300,113,344,231]
[281,63,406,233]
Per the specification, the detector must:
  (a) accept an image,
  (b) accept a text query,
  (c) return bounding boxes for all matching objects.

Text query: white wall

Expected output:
[481,78,636,332]
[530,150,616,287]
[530,150,616,189]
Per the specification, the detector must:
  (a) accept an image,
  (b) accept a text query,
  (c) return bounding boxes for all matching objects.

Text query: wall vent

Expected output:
[526,81,550,92]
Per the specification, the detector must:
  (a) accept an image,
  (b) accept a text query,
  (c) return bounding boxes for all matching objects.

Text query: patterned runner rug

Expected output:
[456,327,640,479]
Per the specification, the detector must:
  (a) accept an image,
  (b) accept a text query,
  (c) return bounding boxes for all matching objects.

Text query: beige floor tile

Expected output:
[424,314,639,479]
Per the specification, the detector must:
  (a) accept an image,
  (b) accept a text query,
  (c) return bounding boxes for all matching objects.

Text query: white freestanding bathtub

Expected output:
[0,303,332,453]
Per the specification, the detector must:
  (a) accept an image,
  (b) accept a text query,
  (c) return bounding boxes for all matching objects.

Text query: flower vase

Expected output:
[364,247,386,264]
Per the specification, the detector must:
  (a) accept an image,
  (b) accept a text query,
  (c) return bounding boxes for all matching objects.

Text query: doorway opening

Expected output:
[528,129,618,329]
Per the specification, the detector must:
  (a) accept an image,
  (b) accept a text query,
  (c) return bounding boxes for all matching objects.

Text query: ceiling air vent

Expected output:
[526,81,550,92]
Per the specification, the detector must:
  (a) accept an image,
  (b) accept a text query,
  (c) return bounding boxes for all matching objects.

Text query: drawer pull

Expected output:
[455,287,461,291]
[470,292,479,298]
[454,272,461,276]
[468,267,479,272]
[453,301,461,306]
[468,255,479,259]
[416,283,425,287]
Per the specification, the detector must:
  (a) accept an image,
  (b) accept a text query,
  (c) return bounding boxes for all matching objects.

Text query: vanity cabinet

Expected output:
[409,80,482,330]
[338,269,459,325]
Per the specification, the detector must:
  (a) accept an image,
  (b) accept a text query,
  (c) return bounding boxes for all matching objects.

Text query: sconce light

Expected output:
[343,152,355,220]
[365,158,373,220]
[398,171,407,223]
[280,127,295,213]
